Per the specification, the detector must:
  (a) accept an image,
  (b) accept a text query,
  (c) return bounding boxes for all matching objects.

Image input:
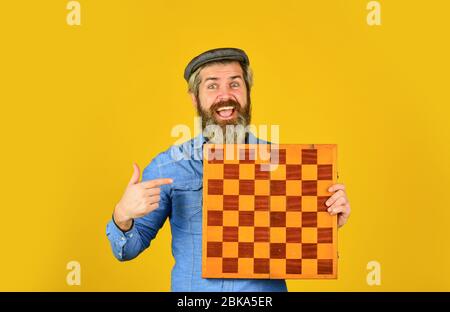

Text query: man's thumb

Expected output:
[128,163,140,185]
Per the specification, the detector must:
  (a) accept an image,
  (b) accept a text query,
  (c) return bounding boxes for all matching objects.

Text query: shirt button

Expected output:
[121,237,126,241]
[129,234,133,238]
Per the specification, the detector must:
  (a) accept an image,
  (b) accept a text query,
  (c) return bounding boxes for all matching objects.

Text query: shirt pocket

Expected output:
[171,179,203,233]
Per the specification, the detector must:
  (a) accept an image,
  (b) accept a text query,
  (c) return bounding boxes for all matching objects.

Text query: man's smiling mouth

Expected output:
[215,106,236,120]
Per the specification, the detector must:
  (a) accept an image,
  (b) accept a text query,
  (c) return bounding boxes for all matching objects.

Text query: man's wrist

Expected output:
[113,205,133,232]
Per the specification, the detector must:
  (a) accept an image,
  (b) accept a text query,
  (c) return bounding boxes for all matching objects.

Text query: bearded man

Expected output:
[106,48,351,292]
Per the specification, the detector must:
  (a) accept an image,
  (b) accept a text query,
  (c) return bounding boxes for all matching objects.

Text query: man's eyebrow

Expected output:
[204,77,218,83]
[203,75,243,83]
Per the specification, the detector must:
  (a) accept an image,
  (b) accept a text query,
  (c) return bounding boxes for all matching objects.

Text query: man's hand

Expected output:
[113,163,173,231]
[326,183,351,228]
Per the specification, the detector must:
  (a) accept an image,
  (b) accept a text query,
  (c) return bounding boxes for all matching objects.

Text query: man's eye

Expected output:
[207,84,217,89]
[231,82,240,88]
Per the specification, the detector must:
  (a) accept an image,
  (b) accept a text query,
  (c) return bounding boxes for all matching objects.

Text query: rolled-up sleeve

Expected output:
[106,155,171,261]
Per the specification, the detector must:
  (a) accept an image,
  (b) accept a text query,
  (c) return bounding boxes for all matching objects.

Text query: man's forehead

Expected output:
[200,62,243,80]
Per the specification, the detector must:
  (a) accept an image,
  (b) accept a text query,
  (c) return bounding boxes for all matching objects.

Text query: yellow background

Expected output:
[1,0,449,291]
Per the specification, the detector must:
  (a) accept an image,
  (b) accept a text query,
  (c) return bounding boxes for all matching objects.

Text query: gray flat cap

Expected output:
[184,47,249,82]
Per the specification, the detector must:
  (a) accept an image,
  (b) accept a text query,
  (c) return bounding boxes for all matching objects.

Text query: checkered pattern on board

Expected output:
[202,144,338,279]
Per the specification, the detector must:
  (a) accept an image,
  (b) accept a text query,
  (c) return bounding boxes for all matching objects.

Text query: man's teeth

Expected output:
[217,108,234,118]
[216,106,234,112]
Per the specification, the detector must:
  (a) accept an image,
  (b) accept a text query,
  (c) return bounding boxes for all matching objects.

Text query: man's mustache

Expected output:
[209,99,241,114]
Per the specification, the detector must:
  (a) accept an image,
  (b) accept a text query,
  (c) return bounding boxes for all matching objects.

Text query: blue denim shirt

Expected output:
[106,133,287,292]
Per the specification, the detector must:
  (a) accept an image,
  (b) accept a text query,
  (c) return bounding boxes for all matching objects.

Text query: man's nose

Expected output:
[216,95,232,103]
[216,86,234,102]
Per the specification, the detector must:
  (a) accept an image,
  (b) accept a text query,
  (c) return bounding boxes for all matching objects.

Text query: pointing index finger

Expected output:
[141,178,173,188]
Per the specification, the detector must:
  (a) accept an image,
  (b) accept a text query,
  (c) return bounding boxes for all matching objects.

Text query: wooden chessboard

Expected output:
[202,144,338,279]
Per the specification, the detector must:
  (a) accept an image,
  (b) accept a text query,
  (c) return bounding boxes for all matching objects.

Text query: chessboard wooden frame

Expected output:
[202,144,338,279]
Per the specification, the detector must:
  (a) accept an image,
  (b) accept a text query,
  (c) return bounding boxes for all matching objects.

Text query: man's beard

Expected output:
[196,96,252,144]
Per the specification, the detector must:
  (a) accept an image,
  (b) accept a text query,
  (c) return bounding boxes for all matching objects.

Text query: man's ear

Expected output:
[189,92,198,109]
